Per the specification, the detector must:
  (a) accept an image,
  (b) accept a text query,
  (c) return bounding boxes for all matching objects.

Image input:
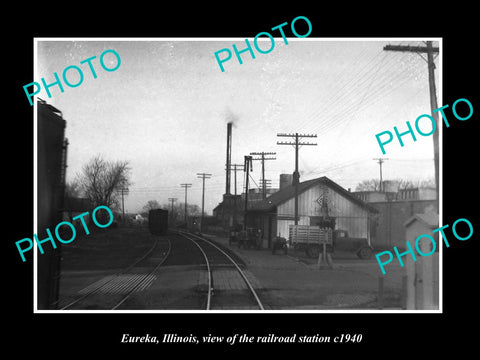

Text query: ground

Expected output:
[57,225,406,310]
[206,234,405,310]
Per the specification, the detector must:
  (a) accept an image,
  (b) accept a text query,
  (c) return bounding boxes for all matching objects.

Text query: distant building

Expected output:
[352,186,436,203]
[351,184,437,250]
[245,187,279,203]
[213,173,294,229]
[212,194,243,228]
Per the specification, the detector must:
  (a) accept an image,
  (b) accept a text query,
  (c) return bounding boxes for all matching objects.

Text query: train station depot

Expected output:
[244,176,378,249]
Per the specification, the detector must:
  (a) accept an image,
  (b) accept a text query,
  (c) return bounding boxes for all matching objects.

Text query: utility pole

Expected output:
[373,158,388,192]
[228,163,244,227]
[277,133,317,225]
[180,183,192,226]
[383,41,439,209]
[250,151,276,199]
[168,197,177,224]
[196,173,212,232]
[120,187,129,224]
[229,164,244,197]
[259,178,272,193]
[243,155,253,230]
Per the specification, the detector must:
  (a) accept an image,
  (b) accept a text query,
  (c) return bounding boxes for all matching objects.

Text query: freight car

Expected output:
[37,99,68,309]
[148,209,169,235]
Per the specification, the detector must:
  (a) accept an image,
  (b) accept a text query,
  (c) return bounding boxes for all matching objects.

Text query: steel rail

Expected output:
[179,231,264,310]
[60,236,166,310]
[111,237,172,310]
[179,233,213,310]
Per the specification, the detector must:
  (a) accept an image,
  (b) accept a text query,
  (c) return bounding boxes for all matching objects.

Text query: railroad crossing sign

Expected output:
[315,186,335,216]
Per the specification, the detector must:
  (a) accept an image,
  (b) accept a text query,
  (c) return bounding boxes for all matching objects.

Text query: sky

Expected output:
[35,38,440,214]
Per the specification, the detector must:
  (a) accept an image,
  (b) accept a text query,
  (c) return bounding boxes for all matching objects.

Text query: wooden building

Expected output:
[246,176,378,249]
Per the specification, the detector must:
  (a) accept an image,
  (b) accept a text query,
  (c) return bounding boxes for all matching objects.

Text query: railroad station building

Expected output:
[245,176,378,249]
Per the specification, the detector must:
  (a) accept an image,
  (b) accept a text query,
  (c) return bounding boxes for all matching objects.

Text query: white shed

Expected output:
[403,212,440,310]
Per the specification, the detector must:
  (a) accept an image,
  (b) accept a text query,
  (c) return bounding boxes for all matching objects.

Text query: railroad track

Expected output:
[178,231,265,310]
[59,231,264,310]
[59,235,171,310]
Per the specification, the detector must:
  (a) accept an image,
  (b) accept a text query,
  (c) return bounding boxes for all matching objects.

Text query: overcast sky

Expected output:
[36,38,440,214]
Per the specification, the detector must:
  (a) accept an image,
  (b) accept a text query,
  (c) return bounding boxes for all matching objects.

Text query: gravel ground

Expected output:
[56,227,406,310]
[204,234,405,310]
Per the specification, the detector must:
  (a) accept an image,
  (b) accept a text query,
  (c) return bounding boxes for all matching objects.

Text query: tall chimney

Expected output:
[225,122,232,195]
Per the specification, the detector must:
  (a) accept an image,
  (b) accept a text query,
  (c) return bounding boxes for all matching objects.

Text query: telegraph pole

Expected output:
[180,183,192,226]
[168,197,177,224]
[229,164,244,197]
[250,151,276,199]
[196,173,212,232]
[243,155,253,230]
[120,187,129,224]
[259,178,272,193]
[373,158,388,192]
[229,163,244,226]
[383,41,440,209]
[277,133,317,225]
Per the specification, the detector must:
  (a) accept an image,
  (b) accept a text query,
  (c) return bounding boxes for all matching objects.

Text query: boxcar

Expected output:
[148,209,168,235]
[37,99,67,309]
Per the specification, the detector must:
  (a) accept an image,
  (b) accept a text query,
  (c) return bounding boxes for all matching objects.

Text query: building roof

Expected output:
[247,176,378,213]
[404,212,439,228]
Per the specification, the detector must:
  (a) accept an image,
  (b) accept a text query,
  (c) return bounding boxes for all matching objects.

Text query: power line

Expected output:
[311,60,425,137]
[298,50,425,139]
[298,49,401,131]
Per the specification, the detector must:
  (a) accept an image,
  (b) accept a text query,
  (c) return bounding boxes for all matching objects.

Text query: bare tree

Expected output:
[77,155,132,211]
[355,179,381,192]
[142,200,162,213]
[419,178,436,188]
[396,179,417,191]
[163,202,201,225]
[356,177,436,192]
[65,179,81,198]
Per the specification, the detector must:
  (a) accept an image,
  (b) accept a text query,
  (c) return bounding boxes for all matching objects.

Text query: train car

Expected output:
[148,209,169,235]
[37,99,68,309]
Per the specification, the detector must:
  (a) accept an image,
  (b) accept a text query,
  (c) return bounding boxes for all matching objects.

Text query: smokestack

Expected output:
[225,122,232,195]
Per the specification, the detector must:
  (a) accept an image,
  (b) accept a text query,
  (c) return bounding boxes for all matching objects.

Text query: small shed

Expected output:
[404,212,439,245]
[403,211,440,310]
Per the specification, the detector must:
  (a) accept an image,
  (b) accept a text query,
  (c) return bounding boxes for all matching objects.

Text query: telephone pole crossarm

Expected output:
[383,45,439,53]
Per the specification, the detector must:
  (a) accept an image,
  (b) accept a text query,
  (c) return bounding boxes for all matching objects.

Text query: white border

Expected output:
[33,37,443,314]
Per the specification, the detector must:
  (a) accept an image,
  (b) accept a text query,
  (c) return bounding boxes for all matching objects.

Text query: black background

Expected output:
[5,4,478,356]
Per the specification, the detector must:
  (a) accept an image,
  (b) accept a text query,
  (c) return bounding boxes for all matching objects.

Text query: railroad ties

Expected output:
[58,230,264,311]
[179,231,265,310]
